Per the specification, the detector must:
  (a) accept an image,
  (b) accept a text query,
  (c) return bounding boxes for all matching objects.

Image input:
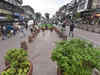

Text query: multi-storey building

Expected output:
[0,0,23,22]
[77,0,100,24]
[22,5,35,21]
[77,0,89,13]
[92,0,100,8]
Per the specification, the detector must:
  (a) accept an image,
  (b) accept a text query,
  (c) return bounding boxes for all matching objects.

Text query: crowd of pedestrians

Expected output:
[0,22,28,40]
[52,17,75,39]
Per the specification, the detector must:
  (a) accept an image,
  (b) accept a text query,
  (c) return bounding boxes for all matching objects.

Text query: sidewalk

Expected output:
[0,29,31,72]
[66,26,100,47]
[0,30,61,75]
[28,31,61,75]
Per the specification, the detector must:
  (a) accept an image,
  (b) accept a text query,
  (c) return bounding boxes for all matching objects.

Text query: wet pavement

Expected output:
[28,31,61,75]
[0,30,61,75]
[0,26,100,74]
[0,29,31,72]
[66,26,100,47]
[56,25,100,47]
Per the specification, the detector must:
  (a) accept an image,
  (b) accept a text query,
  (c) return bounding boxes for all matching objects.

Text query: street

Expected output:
[0,26,100,74]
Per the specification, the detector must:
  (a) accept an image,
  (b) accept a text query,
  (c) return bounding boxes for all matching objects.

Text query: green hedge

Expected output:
[1,48,30,75]
[51,39,100,75]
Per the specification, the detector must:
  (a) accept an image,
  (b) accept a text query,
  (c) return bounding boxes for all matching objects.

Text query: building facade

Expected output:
[0,0,24,22]
[92,0,100,9]
[77,0,89,12]
[22,5,35,21]
[4,0,23,6]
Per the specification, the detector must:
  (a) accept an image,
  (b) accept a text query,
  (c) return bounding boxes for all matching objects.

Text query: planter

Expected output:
[5,60,10,67]
[94,28,100,33]
[4,61,33,75]
[57,68,62,75]
[41,28,45,32]
[50,28,53,32]
[27,61,33,75]
[20,41,28,50]
[45,26,48,30]
[28,35,33,43]
[54,28,60,34]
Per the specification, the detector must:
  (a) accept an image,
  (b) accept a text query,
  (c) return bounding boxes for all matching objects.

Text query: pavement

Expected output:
[0,30,61,75]
[55,25,100,47]
[0,26,100,74]
[0,29,31,72]
[65,26,100,47]
[28,31,61,75]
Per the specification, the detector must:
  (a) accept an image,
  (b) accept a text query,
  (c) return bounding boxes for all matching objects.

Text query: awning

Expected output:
[96,14,100,17]
[0,9,12,15]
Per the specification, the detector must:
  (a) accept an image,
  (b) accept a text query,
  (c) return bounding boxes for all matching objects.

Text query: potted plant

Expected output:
[51,39,100,75]
[41,27,45,32]
[28,35,33,43]
[2,48,33,75]
[20,41,28,50]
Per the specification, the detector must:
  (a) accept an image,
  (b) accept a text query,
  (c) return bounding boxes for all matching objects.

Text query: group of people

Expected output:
[59,19,75,39]
[0,22,28,40]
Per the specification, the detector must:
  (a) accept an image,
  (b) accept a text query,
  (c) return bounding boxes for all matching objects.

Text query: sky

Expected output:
[23,0,72,17]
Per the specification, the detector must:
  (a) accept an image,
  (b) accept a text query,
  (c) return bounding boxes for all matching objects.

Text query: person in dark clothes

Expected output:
[69,21,75,37]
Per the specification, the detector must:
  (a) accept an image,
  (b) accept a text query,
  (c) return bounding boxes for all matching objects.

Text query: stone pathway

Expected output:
[56,25,100,47]
[0,30,61,75]
[0,29,31,72]
[28,31,61,75]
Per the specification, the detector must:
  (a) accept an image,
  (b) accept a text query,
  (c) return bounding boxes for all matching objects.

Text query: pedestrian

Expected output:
[30,25,33,33]
[2,25,7,40]
[69,21,75,37]
[61,20,67,40]
[20,25,25,37]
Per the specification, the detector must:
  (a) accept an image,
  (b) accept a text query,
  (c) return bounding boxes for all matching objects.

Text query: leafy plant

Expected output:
[1,48,30,75]
[41,24,53,30]
[51,39,100,75]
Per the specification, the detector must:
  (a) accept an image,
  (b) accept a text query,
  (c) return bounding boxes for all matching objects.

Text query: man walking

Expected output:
[69,21,75,37]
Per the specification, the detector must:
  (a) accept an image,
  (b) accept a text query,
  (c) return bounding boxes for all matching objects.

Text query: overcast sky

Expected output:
[23,0,72,16]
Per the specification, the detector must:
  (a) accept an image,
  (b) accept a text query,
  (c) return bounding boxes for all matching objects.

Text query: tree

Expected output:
[45,13,50,20]
[45,13,50,24]
[35,12,42,24]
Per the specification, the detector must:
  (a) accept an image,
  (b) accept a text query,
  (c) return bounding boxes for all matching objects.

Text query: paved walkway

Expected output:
[0,30,61,75]
[28,31,60,75]
[65,26,100,47]
[1,26,100,74]
[0,29,31,72]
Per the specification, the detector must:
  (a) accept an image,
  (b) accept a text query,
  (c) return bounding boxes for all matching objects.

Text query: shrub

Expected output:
[51,39,100,75]
[1,48,30,75]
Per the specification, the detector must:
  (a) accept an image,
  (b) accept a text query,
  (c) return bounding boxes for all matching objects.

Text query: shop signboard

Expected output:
[96,14,100,17]
[0,9,12,15]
